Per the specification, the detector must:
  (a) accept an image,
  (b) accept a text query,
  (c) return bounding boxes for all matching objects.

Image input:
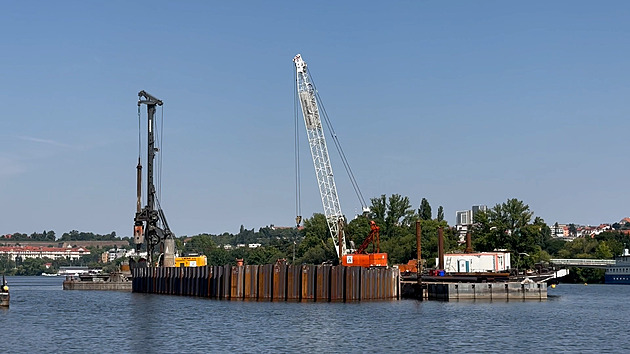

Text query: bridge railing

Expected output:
[550,259,616,266]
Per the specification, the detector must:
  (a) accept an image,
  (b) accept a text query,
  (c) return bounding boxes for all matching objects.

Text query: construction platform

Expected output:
[62,273,132,291]
[132,263,400,301]
[401,280,547,300]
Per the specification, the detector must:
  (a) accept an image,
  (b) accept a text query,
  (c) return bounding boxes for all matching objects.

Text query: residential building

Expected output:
[0,245,90,261]
[455,205,487,242]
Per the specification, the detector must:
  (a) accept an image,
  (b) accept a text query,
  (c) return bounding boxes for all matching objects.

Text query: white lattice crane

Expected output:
[293,54,347,257]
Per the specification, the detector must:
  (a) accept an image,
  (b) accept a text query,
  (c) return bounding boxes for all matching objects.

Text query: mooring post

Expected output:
[465,231,473,253]
[416,220,422,284]
[438,227,444,271]
[338,218,344,264]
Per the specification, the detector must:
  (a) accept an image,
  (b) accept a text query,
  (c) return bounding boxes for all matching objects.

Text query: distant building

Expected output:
[248,243,261,248]
[455,205,487,242]
[456,210,472,225]
[0,245,90,261]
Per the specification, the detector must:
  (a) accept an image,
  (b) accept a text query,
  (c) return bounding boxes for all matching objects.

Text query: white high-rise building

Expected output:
[455,205,487,242]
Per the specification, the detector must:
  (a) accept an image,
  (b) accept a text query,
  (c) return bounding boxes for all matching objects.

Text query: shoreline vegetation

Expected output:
[1,197,627,283]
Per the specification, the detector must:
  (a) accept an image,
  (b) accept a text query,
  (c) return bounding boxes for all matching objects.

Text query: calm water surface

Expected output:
[1,276,629,353]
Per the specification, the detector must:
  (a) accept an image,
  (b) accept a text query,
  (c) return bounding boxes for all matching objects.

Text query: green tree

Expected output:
[346,216,371,250]
[0,255,16,275]
[297,213,338,264]
[418,198,432,221]
[183,234,217,256]
[472,198,546,256]
[595,241,613,259]
[380,194,414,240]
[437,206,444,222]
[368,195,387,225]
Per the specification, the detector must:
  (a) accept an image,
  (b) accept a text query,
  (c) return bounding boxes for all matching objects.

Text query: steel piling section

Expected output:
[131,264,400,302]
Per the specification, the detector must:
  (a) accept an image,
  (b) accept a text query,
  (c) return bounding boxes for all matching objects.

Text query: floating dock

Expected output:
[63,273,132,291]
[426,281,547,300]
[132,264,400,301]
[401,280,547,301]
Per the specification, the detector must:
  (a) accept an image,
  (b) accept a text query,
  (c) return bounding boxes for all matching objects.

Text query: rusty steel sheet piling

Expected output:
[345,266,361,301]
[184,267,191,296]
[132,264,401,302]
[330,265,345,302]
[244,265,259,300]
[301,264,316,301]
[286,265,302,301]
[273,263,287,301]
[220,265,231,299]
[316,265,332,302]
[206,266,214,298]
[361,268,373,300]
[231,266,245,300]
[258,264,273,301]
[211,266,223,298]
[195,267,202,296]
[200,266,208,297]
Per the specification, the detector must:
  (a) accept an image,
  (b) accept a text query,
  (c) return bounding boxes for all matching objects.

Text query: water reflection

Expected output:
[1,277,629,352]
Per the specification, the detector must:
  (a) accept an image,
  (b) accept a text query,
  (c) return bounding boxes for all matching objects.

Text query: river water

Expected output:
[1,276,628,353]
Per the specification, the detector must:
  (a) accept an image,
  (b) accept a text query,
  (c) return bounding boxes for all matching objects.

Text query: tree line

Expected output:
[178,195,629,284]
[1,230,119,242]
[3,195,628,283]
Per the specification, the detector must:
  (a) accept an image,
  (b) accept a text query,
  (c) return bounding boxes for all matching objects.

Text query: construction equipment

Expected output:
[134,90,175,267]
[293,54,347,257]
[293,54,387,267]
[341,220,388,267]
[174,256,208,267]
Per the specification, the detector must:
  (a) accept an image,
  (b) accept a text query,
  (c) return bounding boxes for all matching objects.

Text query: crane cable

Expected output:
[154,105,165,229]
[294,69,302,226]
[308,69,368,211]
[158,105,164,203]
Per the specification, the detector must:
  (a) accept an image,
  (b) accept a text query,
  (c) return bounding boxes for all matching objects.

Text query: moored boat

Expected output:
[605,249,630,284]
[0,275,9,307]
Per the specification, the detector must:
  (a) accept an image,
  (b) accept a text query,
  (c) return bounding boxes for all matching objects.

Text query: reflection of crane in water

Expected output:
[133,90,175,267]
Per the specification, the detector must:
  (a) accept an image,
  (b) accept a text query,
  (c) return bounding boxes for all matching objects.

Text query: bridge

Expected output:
[549,259,615,268]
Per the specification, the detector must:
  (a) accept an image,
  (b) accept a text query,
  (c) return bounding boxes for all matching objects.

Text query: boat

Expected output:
[604,248,630,284]
[41,273,59,277]
[0,275,9,307]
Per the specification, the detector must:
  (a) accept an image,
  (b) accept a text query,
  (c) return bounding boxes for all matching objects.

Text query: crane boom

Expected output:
[293,54,346,257]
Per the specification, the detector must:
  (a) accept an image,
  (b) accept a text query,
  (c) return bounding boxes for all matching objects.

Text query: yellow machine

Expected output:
[174,256,207,267]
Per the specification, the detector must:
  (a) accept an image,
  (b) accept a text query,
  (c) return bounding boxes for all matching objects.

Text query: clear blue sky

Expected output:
[2,1,629,237]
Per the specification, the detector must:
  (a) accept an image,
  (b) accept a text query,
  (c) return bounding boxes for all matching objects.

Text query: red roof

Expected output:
[0,246,88,253]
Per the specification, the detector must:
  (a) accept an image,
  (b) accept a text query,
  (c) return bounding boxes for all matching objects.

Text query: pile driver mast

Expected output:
[134,90,175,267]
[293,54,347,258]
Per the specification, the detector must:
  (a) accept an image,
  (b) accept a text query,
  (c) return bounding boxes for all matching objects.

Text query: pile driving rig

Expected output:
[133,90,175,267]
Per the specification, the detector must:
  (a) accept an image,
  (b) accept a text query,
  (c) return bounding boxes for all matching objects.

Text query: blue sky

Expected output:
[2,1,629,237]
